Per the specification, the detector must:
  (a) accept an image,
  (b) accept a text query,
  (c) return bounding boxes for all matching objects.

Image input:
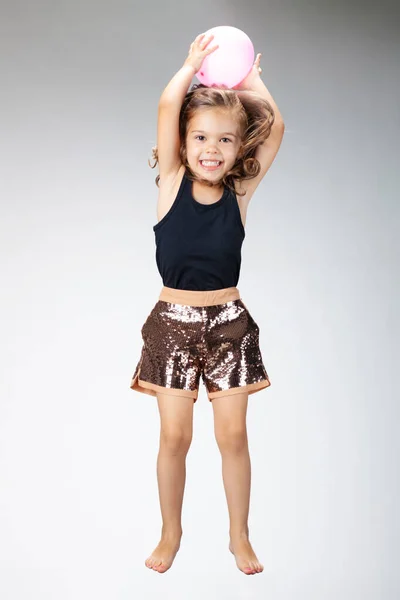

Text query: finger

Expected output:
[193,34,205,47]
[202,35,215,49]
[206,43,219,54]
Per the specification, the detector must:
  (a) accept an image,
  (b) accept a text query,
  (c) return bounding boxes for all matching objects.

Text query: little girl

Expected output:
[130,32,285,575]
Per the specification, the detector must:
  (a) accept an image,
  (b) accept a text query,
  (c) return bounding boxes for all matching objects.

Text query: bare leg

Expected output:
[145,392,194,573]
[212,392,264,575]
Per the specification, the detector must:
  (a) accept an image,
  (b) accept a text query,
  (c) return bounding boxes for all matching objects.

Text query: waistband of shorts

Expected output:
[159,286,241,307]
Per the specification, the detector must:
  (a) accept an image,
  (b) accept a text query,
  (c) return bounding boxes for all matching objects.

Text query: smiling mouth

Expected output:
[199,160,223,170]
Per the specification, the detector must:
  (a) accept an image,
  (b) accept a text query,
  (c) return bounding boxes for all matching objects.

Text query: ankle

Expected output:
[229,526,249,540]
[161,525,183,540]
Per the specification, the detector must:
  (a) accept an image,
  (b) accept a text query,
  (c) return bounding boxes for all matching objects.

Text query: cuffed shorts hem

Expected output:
[130,371,271,403]
[207,378,271,400]
[130,371,199,401]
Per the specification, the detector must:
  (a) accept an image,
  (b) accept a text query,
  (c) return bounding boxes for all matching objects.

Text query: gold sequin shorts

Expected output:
[130,286,271,402]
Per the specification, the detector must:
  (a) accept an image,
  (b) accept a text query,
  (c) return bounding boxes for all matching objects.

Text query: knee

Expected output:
[215,426,248,455]
[160,427,192,456]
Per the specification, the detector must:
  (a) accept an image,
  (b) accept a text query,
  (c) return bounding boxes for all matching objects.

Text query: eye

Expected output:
[194,135,232,143]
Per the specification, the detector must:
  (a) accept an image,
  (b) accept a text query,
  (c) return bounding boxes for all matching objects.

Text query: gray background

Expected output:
[0,0,399,598]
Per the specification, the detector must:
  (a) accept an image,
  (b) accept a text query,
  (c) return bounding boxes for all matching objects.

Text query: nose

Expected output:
[206,145,219,155]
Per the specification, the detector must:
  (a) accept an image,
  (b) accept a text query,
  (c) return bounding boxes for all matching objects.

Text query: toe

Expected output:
[154,560,163,571]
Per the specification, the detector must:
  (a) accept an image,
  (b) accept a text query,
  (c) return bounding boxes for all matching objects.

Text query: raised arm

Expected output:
[234,53,285,200]
[157,34,219,180]
[157,65,195,180]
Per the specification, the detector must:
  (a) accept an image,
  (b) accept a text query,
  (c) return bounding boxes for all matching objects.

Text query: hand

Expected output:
[184,33,219,73]
[233,53,263,90]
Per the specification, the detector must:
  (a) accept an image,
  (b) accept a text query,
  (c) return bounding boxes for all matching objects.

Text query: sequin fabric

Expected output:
[130,293,271,401]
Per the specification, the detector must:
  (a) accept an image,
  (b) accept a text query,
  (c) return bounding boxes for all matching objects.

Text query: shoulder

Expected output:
[234,121,285,203]
[155,164,187,224]
[233,179,252,209]
[159,164,186,194]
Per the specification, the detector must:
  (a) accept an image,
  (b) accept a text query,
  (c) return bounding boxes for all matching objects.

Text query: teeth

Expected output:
[201,160,220,166]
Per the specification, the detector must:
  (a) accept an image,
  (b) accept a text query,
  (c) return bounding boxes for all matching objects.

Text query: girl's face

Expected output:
[185,108,242,182]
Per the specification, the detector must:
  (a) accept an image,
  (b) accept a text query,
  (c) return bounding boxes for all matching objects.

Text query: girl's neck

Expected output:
[192,179,224,203]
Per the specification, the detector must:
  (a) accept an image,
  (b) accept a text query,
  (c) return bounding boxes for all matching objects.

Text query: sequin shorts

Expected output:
[130,286,271,402]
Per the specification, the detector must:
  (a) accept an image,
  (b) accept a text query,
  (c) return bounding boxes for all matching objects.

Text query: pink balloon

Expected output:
[196,26,254,89]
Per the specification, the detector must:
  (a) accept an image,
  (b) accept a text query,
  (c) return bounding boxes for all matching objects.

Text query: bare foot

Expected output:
[229,535,264,575]
[145,533,181,573]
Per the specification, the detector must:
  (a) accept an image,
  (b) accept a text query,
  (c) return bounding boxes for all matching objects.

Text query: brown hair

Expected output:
[149,83,275,197]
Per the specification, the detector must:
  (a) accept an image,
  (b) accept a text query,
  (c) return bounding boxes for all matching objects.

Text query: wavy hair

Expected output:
[149,83,275,197]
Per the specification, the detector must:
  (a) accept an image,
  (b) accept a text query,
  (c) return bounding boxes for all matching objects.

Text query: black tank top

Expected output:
[153,171,245,291]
